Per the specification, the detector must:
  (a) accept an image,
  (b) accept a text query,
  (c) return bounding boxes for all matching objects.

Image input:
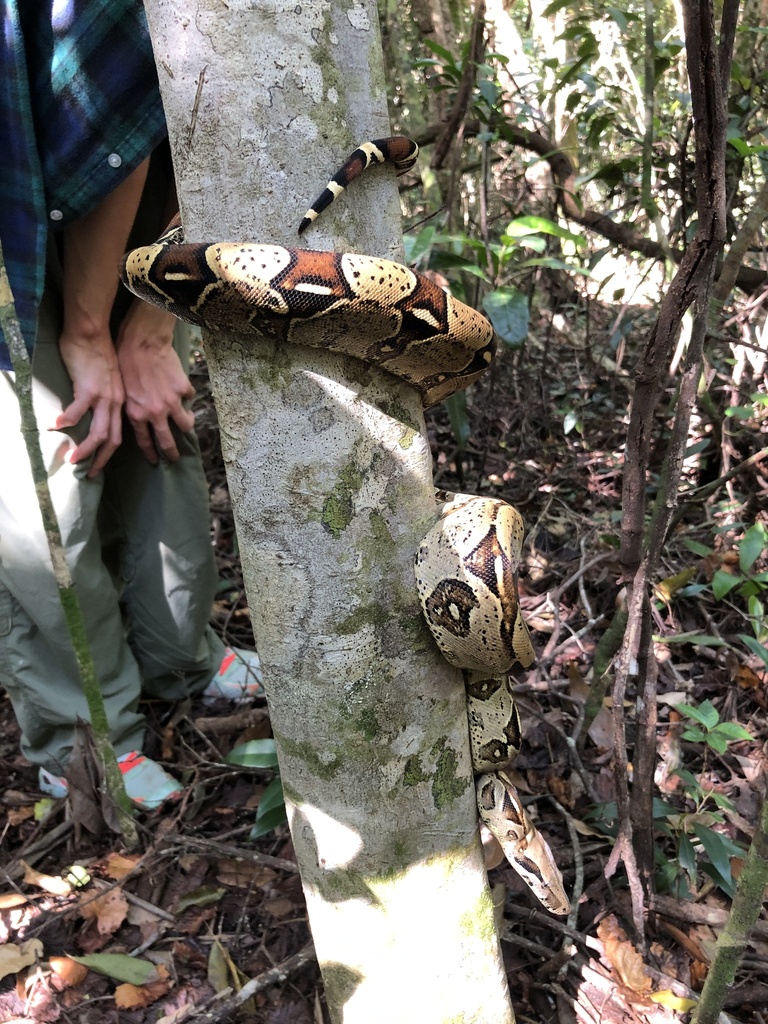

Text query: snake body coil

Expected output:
[120,137,567,915]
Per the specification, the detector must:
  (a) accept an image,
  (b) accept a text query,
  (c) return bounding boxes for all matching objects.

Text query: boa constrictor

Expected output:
[119,136,568,916]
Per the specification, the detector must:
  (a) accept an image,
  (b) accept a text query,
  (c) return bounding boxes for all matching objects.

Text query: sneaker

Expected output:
[38,751,183,811]
[202,647,264,705]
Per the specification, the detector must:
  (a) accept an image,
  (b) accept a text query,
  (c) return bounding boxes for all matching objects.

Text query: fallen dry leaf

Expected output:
[114,964,172,1010]
[0,938,43,980]
[153,987,198,1024]
[102,852,142,880]
[7,805,35,826]
[21,860,72,896]
[215,857,275,889]
[597,915,653,994]
[0,893,29,910]
[48,957,88,989]
[78,886,128,936]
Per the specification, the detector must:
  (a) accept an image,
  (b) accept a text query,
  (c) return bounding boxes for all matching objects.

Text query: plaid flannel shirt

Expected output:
[0,0,167,369]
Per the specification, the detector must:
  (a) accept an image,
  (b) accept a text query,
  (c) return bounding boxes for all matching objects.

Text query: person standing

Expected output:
[0,0,262,809]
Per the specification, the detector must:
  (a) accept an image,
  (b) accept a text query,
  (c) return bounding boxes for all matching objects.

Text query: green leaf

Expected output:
[541,0,572,16]
[67,953,157,985]
[657,632,725,647]
[504,215,585,245]
[711,569,743,600]
[226,739,279,769]
[403,226,435,265]
[257,776,285,818]
[710,721,752,743]
[429,252,489,280]
[250,803,288,839]
[445,392,470,450]
[681,726,707,745]
[653,797,681,819]
[739,634,768,667]
[563,409,580,435]
[704,731,728,755]
[678,700,719,730]
[685,439,711,457]
[483,287,529,346]
[725,405,756,420]
[176,886,226,913]
[421,38,454,62]
[683,539,712,557]
[678,831,697,880]
[747,595,764,634]
[693,823,742,888]
[740,524,766,575]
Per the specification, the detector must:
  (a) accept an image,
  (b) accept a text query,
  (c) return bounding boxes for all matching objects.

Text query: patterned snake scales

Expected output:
[120,137,568,915]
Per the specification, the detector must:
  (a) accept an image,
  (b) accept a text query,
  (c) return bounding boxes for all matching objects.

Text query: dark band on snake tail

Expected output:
[298,136,419,235]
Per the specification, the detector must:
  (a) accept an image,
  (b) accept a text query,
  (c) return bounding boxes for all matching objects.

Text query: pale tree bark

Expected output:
[142,2,514,1022]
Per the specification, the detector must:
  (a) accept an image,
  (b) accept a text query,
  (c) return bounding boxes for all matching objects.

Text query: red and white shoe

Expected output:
[202,647,264,705]
[39,750,183,810]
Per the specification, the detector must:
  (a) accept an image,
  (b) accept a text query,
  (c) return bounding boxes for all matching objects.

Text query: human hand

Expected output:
[116,299,195,463]
[55,330,125,477]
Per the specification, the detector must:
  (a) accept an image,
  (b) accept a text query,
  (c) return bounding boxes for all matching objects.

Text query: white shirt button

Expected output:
[49,209,63,221]
[107,153,122,168]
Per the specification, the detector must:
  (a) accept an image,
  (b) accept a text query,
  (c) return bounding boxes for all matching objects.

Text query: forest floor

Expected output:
[1,306,767,1024]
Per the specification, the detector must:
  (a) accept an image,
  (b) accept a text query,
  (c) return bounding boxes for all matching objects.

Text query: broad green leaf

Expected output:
[683,539,712,557]
[670,767,700,793]
[711,569,743,600]
[501,234,547,253]
[250,803,288,839]
[429,252,489,280]
[542,0,572,16]
[725,405,756,420]
[226,739,279,769]
[727,137,768,157]
[68,953,157,985]
[681,727,707,745]
[504,215,585,246]
[445,392,470,450]
[710,721,752,743]
[747,595,764,633]
[656,632,725,647]
[678,700,719,730]
[703,731,728,754]
[421,38,454,62]
[483,287,529,347]
[693,823,743,888]
[521,257,592,274]
[478,79,500,106]
[563,410,580,435]
[740,524,766,575]
[257,776,285,818]
[739,634,768,667]
[684,439,711,456]
[176,886,225,913]
[403,226,435,264]
[677,831,697,880]
[653,797,680,819]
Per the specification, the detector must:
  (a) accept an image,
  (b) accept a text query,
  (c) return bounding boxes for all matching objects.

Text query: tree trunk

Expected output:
[142,2,514,1021]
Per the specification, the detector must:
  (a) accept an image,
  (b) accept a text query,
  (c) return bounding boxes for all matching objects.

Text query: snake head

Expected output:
[476,772,570,916]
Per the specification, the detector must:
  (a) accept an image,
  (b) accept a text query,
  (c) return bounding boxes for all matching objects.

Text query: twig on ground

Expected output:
[193,708,270,734]
[4,820,74,880]
[163,834,299,873]
[184,943,316,1023]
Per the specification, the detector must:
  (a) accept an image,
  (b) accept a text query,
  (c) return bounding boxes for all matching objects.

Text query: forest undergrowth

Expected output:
[1,291,765,1024]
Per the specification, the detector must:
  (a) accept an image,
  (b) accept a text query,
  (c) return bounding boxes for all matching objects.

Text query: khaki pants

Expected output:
[0,264,223,775]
